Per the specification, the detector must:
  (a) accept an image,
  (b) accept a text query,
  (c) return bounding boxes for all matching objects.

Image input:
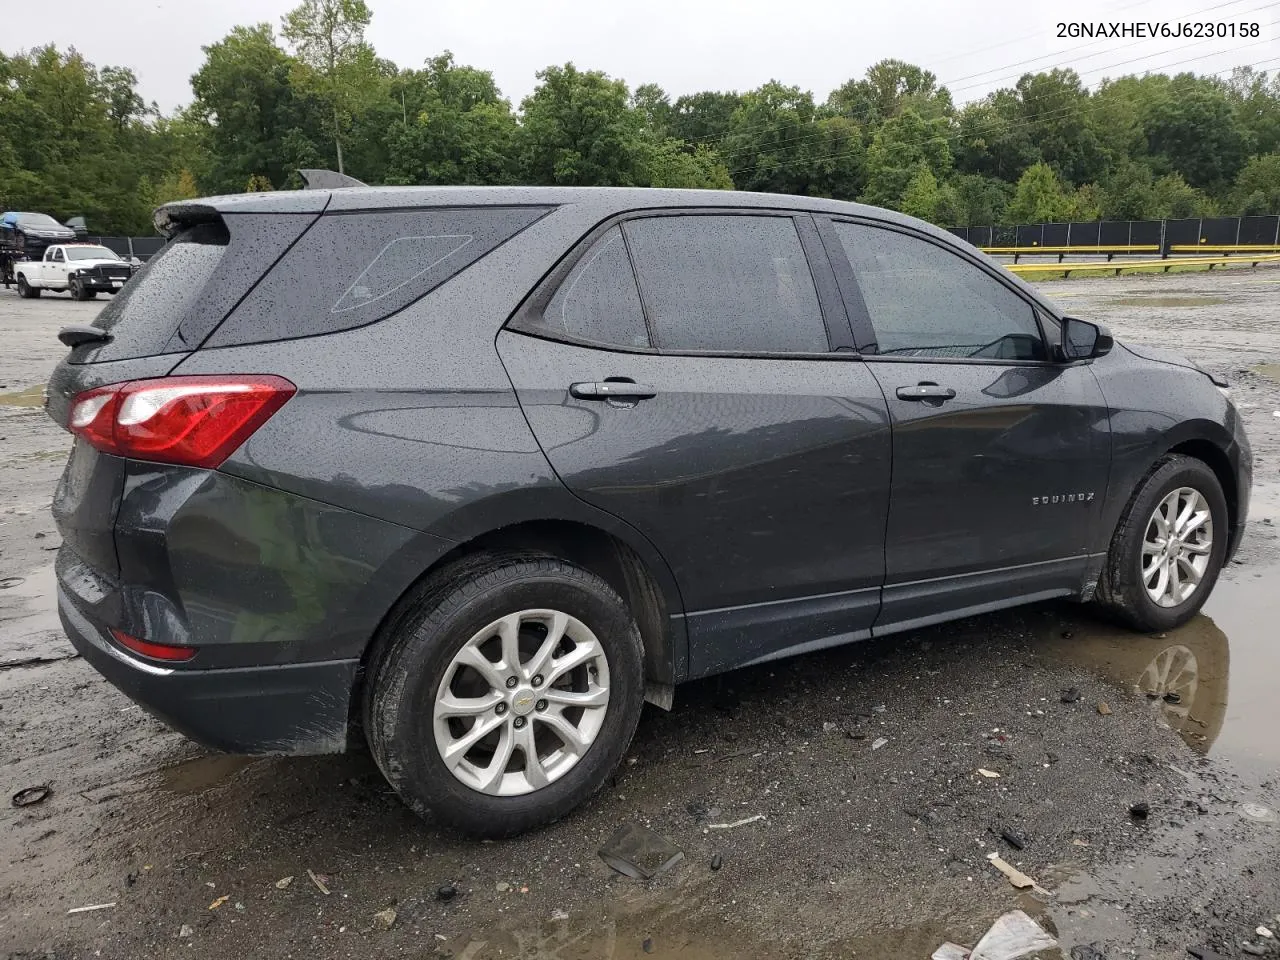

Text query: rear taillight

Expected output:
[67,375,295,468]
[110,629,197,663]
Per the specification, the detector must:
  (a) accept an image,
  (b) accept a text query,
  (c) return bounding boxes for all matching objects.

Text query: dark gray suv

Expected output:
[47,186,1251,835]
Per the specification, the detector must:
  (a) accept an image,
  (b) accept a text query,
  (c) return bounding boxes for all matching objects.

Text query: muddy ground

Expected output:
[2,268,1279,960]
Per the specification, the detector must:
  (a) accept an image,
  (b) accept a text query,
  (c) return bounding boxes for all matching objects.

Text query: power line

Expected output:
[713,6,1277,167]
[727,51,1280,178]
[683,0,1276,152]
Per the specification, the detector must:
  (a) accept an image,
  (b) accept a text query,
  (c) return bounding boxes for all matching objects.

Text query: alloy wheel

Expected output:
[1141,487,1213,608]
[433,609,610,796]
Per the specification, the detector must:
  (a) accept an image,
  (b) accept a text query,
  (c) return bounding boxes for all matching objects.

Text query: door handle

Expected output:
[896,383,957,401]
[569,380,657,401]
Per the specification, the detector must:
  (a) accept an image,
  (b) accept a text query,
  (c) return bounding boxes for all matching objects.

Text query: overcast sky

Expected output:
[4,0,1277,114]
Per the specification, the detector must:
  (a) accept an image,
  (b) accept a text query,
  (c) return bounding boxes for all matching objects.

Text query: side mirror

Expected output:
[1060,316,1113,361]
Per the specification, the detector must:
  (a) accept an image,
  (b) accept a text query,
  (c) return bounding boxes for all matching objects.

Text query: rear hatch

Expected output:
[47,196,327,578]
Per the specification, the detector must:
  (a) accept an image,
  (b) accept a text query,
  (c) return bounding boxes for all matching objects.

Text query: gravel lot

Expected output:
[2,267,1279,960]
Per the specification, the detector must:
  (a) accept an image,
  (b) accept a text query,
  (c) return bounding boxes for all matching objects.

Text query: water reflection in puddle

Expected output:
[1038,565,1280,772]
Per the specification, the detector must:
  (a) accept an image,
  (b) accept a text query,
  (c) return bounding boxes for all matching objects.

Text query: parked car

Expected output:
[1,211,78,285]
[46,186,1251,836]
[13,243,134,299]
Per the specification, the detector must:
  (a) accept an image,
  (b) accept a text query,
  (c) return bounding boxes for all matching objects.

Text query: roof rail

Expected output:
[298,169,368,190]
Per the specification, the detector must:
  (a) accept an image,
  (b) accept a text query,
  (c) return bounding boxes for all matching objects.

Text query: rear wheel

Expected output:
[16,275,39,298]
[1094,454,1228,631]
[365,554,645,836]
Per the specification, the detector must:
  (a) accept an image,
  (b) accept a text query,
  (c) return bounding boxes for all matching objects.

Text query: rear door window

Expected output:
[622,215,828,354]
[208,206,552,348]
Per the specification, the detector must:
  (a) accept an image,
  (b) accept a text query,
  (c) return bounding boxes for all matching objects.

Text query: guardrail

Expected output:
[1006,253,1280,277]
[982,245,1160,263]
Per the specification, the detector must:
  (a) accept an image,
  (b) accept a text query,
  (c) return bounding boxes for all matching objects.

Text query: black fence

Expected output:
[949,215,1280,255]
[84,235,167,261]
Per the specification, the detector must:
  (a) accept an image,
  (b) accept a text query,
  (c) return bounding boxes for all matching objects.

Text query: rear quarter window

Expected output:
[207,206,552,348]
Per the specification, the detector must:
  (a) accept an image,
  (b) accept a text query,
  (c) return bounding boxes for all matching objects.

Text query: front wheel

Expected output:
[70,276,96,300]
[365,554,645,836]
[1093,454,1229,631]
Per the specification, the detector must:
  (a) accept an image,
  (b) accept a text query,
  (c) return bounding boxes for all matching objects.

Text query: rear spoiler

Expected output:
[298,169,368,189]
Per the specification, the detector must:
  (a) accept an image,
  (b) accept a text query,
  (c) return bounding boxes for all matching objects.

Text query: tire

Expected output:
[365,553,645,836]
[70,277,95,301]
[1093,454,1229,632]
[16,275,39,298]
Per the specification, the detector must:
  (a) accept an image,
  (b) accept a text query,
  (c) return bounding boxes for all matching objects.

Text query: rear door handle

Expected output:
[896,383,956,401]
[569,381,657,401]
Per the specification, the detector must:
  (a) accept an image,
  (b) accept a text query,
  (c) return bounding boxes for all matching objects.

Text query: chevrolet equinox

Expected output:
[47,186,1251,835]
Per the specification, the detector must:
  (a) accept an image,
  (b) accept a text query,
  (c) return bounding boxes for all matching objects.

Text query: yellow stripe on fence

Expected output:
[980,245,1160,254]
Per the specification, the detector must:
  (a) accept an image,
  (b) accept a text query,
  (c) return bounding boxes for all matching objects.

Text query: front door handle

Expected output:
[896,383,957,401]
[570,380,657,401]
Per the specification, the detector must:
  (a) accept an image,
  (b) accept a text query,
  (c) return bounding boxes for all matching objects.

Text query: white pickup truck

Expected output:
[13,244,135,300]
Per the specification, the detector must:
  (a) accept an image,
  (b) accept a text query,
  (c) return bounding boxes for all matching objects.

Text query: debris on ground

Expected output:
[495,881,510,892]
[436,884,458,902]
[1187,947,1227,960]
[872,737,889,750]
[985,853,1049,895]
[642,937,654,953]
[1259,927,1275,938]
[710,854,723,871]
[178,925,194,939]
[274,876,293,889]
[999,828,1027,850]
[66,902,116,915]
[550,908,569,921]
[1070,945,1107,960]
[306,868,331,895]
[1163,692,1183,704]
[1061,688,1081,703]
[11,784,51,807]
[1239,802,1278,823]
[598,823,685,880]
[1241,943,1268,956]
[977,769,1001,779]
[1130,802,1151,820]
[932,909,1057,959]
[822,721,840,733]
[208,895,228,910]
[372,907,396,930]
[707,814,765,830]
[1097,702,1113,715]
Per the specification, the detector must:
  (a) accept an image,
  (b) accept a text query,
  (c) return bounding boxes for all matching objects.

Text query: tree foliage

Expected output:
[3,27,1280,234]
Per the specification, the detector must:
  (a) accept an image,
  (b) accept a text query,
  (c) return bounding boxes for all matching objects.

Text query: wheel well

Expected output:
[1168,439,1237,528]
[351,520,675,737]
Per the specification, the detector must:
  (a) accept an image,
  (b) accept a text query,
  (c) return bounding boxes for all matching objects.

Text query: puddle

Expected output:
[0,562,66,663]
[1254,363,1280,383]
[0,384,44,407]
[439,904,755,960]
[1105,296,1227,307]
[1039,564,1280,772]
[157,754,257,794]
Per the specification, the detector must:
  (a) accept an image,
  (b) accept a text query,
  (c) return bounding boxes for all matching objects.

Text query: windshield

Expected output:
[16,213,65,230]
[66,246,120,261]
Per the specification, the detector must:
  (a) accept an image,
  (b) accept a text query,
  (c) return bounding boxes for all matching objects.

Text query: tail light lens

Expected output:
[67,375,296,469]
[110,629,197,663]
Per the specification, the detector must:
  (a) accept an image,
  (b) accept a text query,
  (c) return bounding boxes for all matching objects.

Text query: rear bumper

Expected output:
[59,571,358,755]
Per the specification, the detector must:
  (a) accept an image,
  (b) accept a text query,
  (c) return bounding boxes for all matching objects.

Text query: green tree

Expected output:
[828,59,952,124]
[860,107,951,209]
[190,24,323,192]
[644,140,733,189]
[1016,69,1106,186]
[1006,162,1068,223]
[950,173,1012,225]
[385,52,519,185]
[668,90,742,143]
[1231,153,1280,214]
[281,0,381,175]
[954,90,1039,181]
[518,64,649,186]
[1145,73,1252,189]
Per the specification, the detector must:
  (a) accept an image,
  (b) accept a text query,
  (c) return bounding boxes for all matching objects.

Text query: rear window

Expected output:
[207,206,552,348]
[78,213,319,363]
